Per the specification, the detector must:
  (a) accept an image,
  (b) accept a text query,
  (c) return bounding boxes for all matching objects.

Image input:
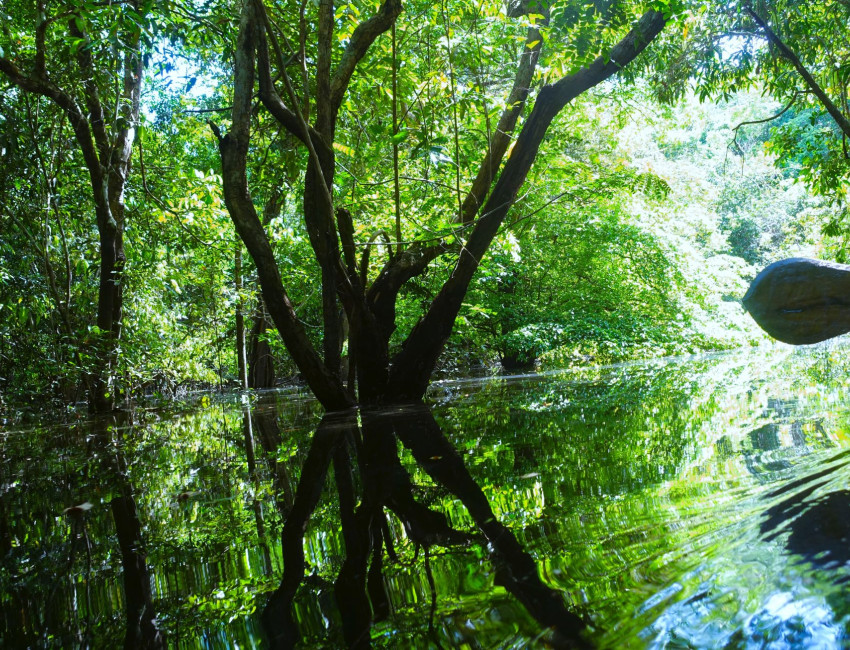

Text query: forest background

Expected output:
[1,0,849,415]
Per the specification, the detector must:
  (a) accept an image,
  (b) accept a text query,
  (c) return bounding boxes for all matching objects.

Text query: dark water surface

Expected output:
[5,344,850,648]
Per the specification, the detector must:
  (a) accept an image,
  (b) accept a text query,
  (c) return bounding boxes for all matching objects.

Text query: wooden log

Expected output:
[742,257,850,344]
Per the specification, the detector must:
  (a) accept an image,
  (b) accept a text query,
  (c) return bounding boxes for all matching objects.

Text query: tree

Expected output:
[214,0,675,412]
[652,1,850,207]
[0,0,146,410]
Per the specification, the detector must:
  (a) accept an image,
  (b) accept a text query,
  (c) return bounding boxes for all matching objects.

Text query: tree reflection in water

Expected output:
[93,417,165,650]
[261,401,589,649]
[761,450,850,570]
[9,347,850,646]
[2,415,165,649]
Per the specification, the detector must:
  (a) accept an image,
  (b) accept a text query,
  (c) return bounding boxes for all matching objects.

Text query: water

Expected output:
[4,344,850,647]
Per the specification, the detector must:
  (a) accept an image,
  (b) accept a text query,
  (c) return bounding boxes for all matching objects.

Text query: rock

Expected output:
[742,257,850,344]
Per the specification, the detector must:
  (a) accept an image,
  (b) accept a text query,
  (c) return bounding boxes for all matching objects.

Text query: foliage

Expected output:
[0,91,97,403]
[0,0,847,413]
[6,3,850,648]
[646,0,850,244]
[430,88,837,370]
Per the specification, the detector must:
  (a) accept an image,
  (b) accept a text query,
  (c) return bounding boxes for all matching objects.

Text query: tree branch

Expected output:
[457,23,545,224]
[107,9,143,221]
[359,230,394,287]
[35,0,47,77]
[387,9,668,400]
[729,90,797,156]
[255,0,350,372]
[392,403,589,646]
[330,0,403,122]
[746,5,850,138]
[254,0,314,144]
[316,0,334,135]
[0,56,107,225]
[68,17,111,165]
[367,240,456,342]
[216,0,352,410]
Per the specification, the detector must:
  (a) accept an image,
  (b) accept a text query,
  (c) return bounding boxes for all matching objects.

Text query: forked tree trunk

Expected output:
[217,0,666,411]
[262,402,590,647]
[385,9,668,401]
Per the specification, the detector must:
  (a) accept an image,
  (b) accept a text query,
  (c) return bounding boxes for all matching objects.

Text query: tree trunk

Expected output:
[215,0,353,410]
[248,300,277,388]
[0,6,142,412]
[387,10,668,401]
[236,242,249,389]
[94,417,165,649]
[219,0,665,412]
[89,223,124,411]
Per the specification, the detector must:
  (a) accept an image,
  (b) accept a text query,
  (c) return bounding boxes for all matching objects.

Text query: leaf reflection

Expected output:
[7,346,850,646]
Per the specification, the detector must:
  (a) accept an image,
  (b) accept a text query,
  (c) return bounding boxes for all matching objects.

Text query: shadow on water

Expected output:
[260,402,589,649]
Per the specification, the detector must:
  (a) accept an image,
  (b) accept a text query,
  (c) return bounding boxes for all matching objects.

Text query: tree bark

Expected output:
[215,0,353,410]
[457,25,545,224]
[248,300,276,388]
[221,0,666,411]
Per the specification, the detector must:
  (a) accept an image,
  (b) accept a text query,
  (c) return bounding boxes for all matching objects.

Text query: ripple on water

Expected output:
[596,448,850,648]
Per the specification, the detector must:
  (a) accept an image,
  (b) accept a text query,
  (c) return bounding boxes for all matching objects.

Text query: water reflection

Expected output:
[2,415,164,648]
[261,403,589,648]
[6,345,850,646]
[95,417,166,649]
[761,450,850,571]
